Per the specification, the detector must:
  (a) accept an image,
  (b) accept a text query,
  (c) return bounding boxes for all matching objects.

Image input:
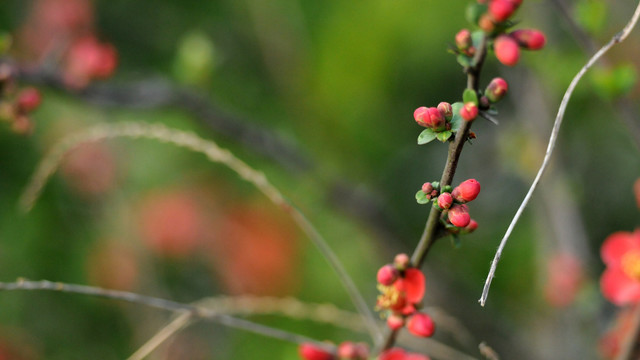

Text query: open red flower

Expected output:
[377,268,426,315]
[600,230,640,305]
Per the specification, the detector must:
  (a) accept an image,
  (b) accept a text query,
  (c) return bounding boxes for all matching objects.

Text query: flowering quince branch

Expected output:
[478,0,640,307]
[17,121,383,345]
[0,279,335,351]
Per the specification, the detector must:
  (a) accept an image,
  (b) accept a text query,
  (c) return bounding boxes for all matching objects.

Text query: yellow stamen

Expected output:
[622,251,640,281]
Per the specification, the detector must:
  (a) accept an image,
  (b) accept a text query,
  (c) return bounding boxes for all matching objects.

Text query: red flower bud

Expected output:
[386,314,405,330]
[337,342,368,360]
[379,349,432,360]
[489,0,518,22]
[437,102,453,120]
[485,77,508,103]
[455,29,472,50]
[464,219,478,233]
[421,182,433,195]
[437,192,453,210]
[460,102,478,122]
[414,106,429,127]
[407,312,435,338]
[478,13,495,33]
[17,87,42,113]
[377,264,399,286]
[510,29,546,50]
[452,179,481,203]
[299,343,335,360]
[394,253,411,270]
[448,204,470,227]
[494,35,520,66]
[422,107,446,131]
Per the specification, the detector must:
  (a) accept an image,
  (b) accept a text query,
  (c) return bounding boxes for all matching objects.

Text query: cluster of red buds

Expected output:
[458,0,545,67]
[0,65,42,135]
[413,78,508,142]
[375,254,435,341]
[417,179,480,232]
[299,341,369,360]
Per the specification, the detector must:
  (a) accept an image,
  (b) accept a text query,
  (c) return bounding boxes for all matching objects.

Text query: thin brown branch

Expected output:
[479,0,640,307]
[377,33,489,354]
[616,304,640,360]
[0,279,334,352]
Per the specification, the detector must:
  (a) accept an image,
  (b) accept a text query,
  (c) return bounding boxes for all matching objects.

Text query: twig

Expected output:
[376,34,489,354]
[478,0,640,307]
[127,312,193,360]
[479,341,500,360]
[0,279,334,352]
[17,121,383,345]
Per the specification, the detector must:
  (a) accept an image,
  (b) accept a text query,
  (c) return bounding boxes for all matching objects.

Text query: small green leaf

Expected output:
[456,54,472,68]
[575,0,607,35]
[466,3,487,25]
[417,129,437,145]
[436,131,452,142]
[463,89,478,105]
[591,64,638,99]
[450,102,464,132]
[416,190,429,204]
[471,30,484,49]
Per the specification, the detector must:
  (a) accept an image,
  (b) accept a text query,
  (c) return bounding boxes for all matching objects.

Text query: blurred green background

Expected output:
[0,0,639,359]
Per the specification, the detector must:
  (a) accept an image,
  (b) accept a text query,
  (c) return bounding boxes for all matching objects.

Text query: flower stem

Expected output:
[377,34,488,354]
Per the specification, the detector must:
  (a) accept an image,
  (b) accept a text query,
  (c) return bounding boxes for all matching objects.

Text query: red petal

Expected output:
[601,267,640,305]
[398,268,426,304]
[601,232,640,266]
[379,348,406,360]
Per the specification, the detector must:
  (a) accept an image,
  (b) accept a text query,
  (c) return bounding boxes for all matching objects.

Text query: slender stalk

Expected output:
[479,0,640,307]
[377,35,488,353]
[0,279,335,352]
[616,304,640,360]
[17,122,383,345]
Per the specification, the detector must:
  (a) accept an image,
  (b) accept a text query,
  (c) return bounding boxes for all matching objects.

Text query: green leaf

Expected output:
[575,0,607,35]
[436,131,452,142]
[416,190,429,204]
[591,64,638,99]
[417,129,437,145]
[463,89,478,105]
[466,3,487,25]
[450,102,464,132]
[456,54,472,68]
[471,30,484,49]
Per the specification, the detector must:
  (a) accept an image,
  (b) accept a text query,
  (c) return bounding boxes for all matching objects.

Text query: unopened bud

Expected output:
[489,0,518,22]
[437,192,453,210]
[299,343,335,360]
[337,342,368,360]
[452,179,481,203]
[510,29,546,50]
[377,264,399,286]
[437,102,453,120]
[485,77,508,103]
[448,204,470,228]
[478,13,496,33]
[455,29,472,50]
[407,312,435,338]
[421,182,433,195]
[494,35,520,66]
[386,314,405,331]
[460,102,478,122]
[394,253,411,270]
[463,219,478,233]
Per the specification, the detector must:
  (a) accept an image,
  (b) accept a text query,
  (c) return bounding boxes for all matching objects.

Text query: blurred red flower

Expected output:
[377,268,425,315]
[544,252,584,307]
[601,230,640,305]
